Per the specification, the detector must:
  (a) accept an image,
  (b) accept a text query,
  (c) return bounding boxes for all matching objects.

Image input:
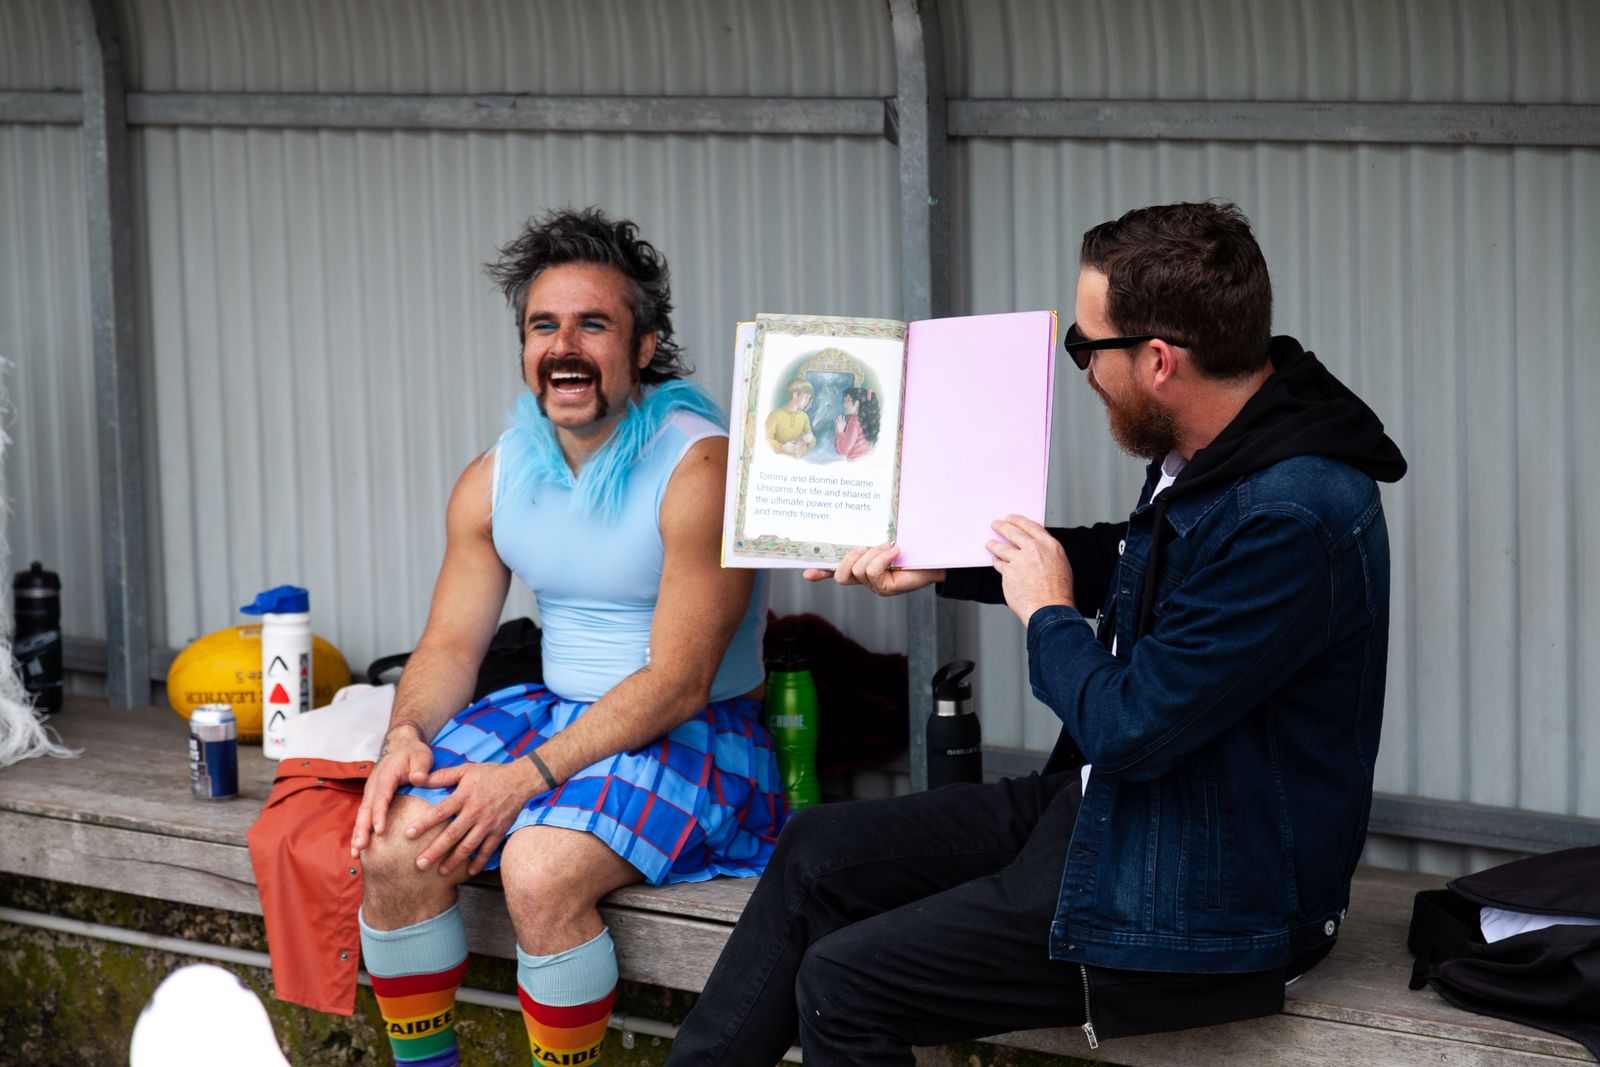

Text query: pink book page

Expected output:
[894,310,1056,569]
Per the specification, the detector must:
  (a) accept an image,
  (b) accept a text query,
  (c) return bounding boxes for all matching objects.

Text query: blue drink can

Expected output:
[189,704,239,800]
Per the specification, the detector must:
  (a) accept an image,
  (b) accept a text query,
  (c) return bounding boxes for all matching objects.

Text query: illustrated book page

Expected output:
[723,314,909,567]
[722,310,1057,570]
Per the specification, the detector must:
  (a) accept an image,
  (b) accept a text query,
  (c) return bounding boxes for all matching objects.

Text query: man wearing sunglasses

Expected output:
[669,201,1407,1065]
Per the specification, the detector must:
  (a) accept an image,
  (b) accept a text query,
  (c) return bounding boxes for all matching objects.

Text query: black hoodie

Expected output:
[1132,336,1407,638]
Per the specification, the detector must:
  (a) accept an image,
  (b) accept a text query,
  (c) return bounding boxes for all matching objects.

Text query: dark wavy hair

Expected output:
[843,386,881,444]
[1079,200,1272,379]
[484,207,691,383]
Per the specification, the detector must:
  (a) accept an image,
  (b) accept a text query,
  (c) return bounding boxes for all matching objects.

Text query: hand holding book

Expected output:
[800,543,946,596]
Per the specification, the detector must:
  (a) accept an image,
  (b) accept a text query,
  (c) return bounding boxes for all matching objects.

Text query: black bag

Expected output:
[1408,845,1600,1059]
[365,617,542,702]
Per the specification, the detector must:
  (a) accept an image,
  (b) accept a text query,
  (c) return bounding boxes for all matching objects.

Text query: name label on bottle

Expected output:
[770,714,809,730]
[14,630,61,658]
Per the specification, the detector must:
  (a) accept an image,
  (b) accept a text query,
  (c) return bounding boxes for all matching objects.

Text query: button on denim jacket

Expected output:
[1027,454,1391,973]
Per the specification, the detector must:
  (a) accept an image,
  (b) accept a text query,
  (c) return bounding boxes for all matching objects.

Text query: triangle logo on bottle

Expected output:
[268,682,290,705]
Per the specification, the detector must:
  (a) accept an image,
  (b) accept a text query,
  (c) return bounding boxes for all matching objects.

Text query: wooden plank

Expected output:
[0,812,263,915]
[996,1011,1589,1066]
[987,866,1588,1064]
[604,877,756,924]
[1280,870,1585,1059]
[0,809,730,992]
[0,698,276,844]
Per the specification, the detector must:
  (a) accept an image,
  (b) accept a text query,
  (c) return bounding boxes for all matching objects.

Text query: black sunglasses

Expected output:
[1062,322,1190,371]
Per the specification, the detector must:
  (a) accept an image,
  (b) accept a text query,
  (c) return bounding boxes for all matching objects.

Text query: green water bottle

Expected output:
[765,638,820,810]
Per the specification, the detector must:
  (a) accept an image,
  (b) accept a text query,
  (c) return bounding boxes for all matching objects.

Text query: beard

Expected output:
[1088,370,1178,461]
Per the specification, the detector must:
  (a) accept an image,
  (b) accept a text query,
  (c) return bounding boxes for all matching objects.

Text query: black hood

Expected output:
[1132,336,1406,642]
[1169,336,1407,498]
[1171,335,1408,499]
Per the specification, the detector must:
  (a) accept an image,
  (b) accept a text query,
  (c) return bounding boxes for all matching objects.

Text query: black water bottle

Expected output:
[926,660,981,788]
[13,562,63,713]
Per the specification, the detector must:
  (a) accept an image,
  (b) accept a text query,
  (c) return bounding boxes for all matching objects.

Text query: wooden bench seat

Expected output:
[1,698,1590,1065]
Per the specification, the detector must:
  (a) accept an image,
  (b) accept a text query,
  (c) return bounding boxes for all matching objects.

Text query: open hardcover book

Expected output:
[721,310,1057,569]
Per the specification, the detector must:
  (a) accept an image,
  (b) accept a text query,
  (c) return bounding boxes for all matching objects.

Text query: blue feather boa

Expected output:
[496,379,726,522]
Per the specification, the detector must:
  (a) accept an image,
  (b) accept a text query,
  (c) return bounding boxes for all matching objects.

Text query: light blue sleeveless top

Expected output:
[492,410,768,703]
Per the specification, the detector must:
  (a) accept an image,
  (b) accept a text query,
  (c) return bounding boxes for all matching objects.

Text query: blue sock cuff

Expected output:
[358,904,468,979]
[516,927,618,1008]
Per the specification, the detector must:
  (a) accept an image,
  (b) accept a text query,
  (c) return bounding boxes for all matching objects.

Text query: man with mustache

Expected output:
[668,201,1407,1065]
[350,209,786,1067]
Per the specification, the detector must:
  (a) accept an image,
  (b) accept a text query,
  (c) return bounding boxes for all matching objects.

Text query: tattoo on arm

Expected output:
[380,718,427,761]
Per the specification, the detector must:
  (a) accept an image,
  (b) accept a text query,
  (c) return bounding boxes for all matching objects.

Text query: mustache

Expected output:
[536,354,603,390]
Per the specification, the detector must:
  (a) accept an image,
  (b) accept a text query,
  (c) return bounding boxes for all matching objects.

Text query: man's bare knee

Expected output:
[360,795,465,929]
[501,827,641,953]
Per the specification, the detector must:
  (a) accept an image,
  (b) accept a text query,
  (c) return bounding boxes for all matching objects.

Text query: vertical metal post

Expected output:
[890,0,951,791]
[77,0,151,707]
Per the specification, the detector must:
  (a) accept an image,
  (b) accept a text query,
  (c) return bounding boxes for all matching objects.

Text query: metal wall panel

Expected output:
[0,0,81,91]
[5,0,906,671]
[119,0,895,97]
[135,125,903,666]
[1,3,95,637]
[943,0,1600,873]
[1,124,102,640]
[942,0,1598,104]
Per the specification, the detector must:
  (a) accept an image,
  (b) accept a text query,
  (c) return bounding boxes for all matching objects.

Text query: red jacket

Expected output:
[246,757,372,1015]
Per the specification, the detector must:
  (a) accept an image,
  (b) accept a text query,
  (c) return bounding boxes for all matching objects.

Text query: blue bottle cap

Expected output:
[240,585,310,614]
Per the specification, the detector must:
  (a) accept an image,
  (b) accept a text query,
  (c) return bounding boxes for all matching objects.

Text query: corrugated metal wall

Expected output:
[5,0,911,671]
[3,0,1595,869]
[1,0,100,638]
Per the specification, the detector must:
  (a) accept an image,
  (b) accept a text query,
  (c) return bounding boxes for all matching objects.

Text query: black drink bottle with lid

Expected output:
[926,659,981,788]
[13,562,63,713]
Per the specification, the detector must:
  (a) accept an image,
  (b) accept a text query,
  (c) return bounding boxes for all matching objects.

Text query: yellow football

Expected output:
[165,625,352,743]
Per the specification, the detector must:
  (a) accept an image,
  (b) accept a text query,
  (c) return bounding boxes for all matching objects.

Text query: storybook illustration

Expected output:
[723,309,1058,570]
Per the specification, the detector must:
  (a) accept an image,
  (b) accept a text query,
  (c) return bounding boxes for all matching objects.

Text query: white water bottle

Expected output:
[241,585,312,760]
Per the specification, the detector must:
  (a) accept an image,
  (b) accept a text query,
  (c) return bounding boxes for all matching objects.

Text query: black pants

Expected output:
[665,772,1093,1066]
[667,771,1298,1066]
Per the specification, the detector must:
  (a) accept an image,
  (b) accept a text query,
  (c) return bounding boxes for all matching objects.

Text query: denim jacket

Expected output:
[943,339,1405,974]
[1031,453,1390,972]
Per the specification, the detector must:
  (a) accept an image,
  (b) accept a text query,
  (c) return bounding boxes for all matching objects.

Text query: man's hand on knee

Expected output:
[407,760,543,878]
[350,730,435,858]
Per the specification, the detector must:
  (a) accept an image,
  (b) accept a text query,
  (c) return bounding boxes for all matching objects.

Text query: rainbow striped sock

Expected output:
[517,929,617,1066]
[520,988,614,1065]
[359,906,468,1067]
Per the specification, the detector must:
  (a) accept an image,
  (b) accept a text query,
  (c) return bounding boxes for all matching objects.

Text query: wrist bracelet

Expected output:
[525,749,559,793]
[387,718,427,743]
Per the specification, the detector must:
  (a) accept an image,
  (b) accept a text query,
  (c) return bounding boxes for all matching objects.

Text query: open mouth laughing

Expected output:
[539,356,602,399]
[535,355,612,420]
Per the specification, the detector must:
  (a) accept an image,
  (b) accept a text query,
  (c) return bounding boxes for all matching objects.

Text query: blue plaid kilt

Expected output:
[398,683,789,885]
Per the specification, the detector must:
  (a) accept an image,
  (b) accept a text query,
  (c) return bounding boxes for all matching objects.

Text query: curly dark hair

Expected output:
[843,386,881,444]
[1079,200,1272,379]
[484,207,692,383]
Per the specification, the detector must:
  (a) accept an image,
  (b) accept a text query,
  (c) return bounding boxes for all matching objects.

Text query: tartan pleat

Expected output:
[400,684,789,884]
